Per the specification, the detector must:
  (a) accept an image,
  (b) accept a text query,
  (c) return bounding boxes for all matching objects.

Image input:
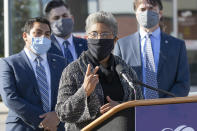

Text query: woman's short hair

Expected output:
[85,11,118,37]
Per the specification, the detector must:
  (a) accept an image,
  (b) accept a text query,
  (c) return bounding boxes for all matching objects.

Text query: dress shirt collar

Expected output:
[24,47,47,63]
[54,34,74,46]
[139,27,161,40]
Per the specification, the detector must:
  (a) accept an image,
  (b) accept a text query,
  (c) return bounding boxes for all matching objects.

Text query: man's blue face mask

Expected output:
[30,37,51,55]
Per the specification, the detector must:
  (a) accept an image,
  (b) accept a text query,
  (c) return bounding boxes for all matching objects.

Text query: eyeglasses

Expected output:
[88,32,113,39]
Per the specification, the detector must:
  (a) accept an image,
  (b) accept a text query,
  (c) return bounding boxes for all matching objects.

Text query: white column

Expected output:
[4,0,12,57]
[173,0,178,38]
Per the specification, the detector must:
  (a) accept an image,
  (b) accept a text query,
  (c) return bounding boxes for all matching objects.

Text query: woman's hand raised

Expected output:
[83,64,99,97]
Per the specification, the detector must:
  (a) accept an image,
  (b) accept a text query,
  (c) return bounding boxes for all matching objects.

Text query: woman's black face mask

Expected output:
[87,39,114,61]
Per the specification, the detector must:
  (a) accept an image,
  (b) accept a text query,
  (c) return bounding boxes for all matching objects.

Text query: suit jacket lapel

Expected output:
[73,36,83,57]
[133,32,143,81]
[51,35,64,56]
[20,50,40,96]
[157,32,168,84]
[47,54,59,107]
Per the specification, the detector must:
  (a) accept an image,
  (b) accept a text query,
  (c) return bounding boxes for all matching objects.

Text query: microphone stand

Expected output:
[133,80,176,97]
[121,73,137,100]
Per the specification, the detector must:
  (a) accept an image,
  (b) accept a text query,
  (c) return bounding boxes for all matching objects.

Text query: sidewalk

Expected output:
[0,102,8,131]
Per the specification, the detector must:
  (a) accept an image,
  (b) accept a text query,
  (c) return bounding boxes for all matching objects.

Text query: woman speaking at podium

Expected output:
[55,11,143,131]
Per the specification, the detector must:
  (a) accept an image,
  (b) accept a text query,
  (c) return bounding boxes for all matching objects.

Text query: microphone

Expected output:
[115,65,176,98]
[116,65,137,100]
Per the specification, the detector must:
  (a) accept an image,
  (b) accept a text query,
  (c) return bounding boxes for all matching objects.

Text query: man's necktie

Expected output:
[144,34,159,99]
[63,41,74,65]
[36,56,50,112]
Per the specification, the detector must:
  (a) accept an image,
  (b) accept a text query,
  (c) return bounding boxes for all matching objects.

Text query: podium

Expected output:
[82,96,197,131]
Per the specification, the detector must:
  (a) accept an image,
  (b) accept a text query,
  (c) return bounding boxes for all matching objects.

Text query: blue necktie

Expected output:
[144,34,159,99]
[35,56,50,112]
[63,41,74,65]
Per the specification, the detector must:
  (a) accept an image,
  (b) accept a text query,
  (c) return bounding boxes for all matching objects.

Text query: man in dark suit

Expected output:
[0,17,66,131]
[114,0,190,99]
[44,0,87,66]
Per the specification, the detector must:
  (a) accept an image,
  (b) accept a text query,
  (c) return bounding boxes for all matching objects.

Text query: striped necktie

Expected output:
[35,56,50,112]
[144,34,159,99]
[63,40,74,65]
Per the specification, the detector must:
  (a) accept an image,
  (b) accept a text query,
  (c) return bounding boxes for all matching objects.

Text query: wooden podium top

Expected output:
[82,96,197,131]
